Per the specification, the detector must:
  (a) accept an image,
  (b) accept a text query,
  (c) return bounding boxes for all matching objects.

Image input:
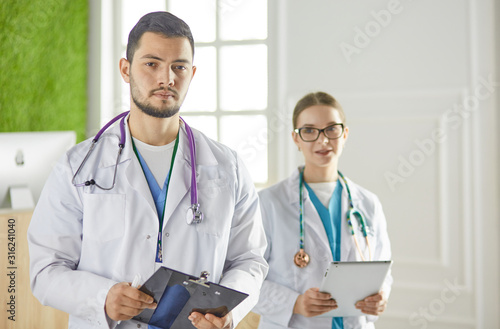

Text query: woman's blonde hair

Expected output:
[292,92,345,128]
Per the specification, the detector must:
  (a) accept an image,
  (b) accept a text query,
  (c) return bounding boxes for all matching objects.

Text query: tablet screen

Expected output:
[318,261,392,317]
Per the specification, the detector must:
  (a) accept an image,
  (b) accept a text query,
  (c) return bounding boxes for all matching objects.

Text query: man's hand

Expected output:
[188,311,232,329]
[293,287,338,317]
[105,282,157,322]
[355,291,387,316]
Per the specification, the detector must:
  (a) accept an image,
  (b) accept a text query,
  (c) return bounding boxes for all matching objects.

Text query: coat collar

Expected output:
[99,116,218,168]
[337,173,361,260]
[285,167,332,257]
[116,120,218,225]
[99,115,219,223]
[162,122,218,222]
[286,167,358,260]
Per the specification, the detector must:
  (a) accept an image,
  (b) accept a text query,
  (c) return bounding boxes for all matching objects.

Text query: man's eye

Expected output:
[146,62,156,67]
[174,65,186,70]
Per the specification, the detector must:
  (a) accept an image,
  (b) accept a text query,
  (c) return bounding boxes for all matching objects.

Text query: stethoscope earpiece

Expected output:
[84,179,96,186]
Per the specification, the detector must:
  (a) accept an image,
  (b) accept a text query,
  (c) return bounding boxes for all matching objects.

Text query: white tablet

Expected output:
[318,260,393,317]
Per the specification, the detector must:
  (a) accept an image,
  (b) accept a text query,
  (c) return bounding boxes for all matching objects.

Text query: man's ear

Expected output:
[119,58,131,83]
[192,65,197,79]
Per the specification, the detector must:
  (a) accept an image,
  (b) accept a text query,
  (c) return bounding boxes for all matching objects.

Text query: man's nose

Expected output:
[159,67,175,87]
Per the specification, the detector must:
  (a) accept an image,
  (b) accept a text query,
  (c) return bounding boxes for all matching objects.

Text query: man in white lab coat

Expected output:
[28,11,268,329]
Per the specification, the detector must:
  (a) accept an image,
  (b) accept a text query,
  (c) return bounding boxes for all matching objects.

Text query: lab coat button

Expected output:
[137,324,141,328]
[165,232,170,237]
[146,235,151,239]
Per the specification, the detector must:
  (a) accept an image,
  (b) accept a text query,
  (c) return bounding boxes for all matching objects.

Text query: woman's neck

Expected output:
[303,165,338,183]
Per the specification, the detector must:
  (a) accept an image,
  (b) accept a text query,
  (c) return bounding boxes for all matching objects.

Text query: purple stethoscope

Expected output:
[71,111,204,225]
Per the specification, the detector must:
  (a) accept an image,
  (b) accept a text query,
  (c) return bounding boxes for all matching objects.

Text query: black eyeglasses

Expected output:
[294,123,344,142]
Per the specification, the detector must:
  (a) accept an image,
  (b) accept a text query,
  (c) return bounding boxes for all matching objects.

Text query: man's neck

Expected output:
[128,109,180,146]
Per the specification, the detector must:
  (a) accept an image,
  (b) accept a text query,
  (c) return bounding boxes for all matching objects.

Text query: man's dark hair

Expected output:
[126,11,194,63]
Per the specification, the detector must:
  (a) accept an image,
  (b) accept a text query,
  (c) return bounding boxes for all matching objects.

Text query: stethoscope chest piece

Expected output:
[186,204,204,225]
[294,249,310,268]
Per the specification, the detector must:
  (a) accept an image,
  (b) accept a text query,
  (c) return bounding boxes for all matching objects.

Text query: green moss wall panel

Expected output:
[0,0,88,141]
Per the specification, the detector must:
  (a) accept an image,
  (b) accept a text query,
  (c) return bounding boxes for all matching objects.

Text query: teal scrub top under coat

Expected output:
[132,136,179,264]
[305,180,344,329]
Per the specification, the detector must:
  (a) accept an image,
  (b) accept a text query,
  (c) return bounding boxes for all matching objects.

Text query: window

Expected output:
[98,0,272,186]
[167,0,269,185]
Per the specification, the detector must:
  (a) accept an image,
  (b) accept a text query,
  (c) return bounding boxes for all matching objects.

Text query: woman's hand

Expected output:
[293,287,338,317]
[355,291,388,316]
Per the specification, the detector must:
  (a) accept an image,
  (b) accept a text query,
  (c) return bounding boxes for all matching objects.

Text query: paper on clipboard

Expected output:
[133,266,248,329]
[318,261,392,317]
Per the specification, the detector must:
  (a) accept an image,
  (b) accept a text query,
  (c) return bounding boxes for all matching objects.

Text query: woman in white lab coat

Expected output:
[253,92,392,329]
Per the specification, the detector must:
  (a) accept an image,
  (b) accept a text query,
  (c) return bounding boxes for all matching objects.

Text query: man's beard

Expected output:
[130,77,180,119]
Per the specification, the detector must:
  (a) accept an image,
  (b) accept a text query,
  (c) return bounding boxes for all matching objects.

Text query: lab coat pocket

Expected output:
[197,178,226,199]
[195,179,230,237]
[82,193,125,242]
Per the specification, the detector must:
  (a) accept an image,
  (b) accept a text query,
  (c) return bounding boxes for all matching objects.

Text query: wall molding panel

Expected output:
[279,0,498,327]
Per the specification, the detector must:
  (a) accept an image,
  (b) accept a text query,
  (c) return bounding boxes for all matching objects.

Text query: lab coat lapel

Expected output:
[162,125,191,226]
[287,168,301,207]
[287,168,332,259]
[97,119,132,169]
[162,123,219,226]
[120,120,157,215]
[339,177,356,261]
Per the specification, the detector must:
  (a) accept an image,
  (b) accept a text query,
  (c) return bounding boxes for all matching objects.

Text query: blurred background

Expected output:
[0,0,499,328]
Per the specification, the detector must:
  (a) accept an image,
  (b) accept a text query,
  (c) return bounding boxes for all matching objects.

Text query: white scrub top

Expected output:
[253,168,392,329]
[28,119,268,329]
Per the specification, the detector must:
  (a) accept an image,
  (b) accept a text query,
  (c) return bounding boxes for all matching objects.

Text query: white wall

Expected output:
[273,0,499,328]
[87,1,499,326]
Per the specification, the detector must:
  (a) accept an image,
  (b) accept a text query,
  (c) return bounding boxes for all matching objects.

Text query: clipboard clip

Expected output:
[187,271,210,287]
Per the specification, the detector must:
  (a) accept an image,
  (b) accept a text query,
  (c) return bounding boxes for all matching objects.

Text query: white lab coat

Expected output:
[253,168,392,329]
[28,118,268,329]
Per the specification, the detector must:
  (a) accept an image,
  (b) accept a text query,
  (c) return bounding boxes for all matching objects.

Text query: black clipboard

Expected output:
[133,266,248,329]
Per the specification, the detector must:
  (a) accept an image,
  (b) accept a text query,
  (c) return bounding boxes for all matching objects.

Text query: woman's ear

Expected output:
[342,126,349,145]
[292,130,301,150]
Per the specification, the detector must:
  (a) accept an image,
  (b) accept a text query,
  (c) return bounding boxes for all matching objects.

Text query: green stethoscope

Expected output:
[294,169,373,268]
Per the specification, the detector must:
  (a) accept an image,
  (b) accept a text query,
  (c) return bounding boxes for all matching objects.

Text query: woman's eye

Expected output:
[302,128,315,134]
